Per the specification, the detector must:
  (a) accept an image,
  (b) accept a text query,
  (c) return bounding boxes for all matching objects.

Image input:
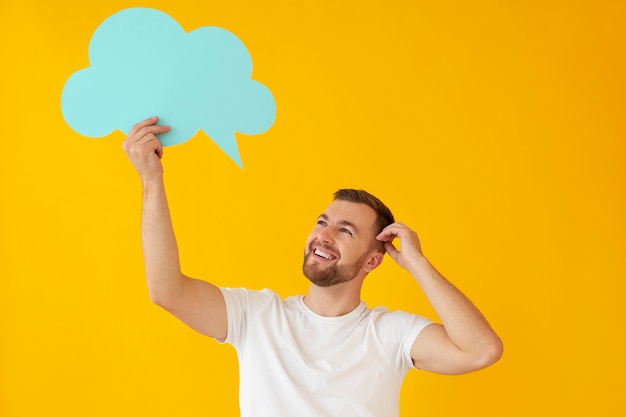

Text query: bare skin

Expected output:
[378,223,503,374]
[123,116,502,375]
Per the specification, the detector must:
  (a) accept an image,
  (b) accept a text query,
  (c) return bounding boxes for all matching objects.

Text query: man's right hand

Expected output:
[122,116,170,183]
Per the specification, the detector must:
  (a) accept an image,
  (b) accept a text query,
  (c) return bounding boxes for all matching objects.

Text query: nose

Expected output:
[317,227,334,245]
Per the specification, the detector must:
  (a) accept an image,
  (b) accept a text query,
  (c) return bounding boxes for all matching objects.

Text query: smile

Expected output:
[314,248,337,260]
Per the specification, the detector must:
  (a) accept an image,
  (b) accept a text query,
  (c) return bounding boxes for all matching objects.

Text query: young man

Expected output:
[123,117,503,417]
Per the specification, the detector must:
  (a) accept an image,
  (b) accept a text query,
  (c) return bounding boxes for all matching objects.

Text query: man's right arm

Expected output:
[123,116,227,340]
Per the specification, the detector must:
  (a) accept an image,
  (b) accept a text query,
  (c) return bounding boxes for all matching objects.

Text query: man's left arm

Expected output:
[377,223,503,375]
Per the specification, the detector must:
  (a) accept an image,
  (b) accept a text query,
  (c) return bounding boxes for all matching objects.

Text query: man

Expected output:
[123,116,503,417]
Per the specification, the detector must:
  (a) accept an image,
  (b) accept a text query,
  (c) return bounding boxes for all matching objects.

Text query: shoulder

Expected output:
[369,305,430,322]
[360,305,434,371]
[220,287,293,316]
[221,287,282,306]
[367,305,433,339]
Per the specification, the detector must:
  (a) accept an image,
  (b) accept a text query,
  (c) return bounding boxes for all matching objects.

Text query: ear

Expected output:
[363,251,384,273]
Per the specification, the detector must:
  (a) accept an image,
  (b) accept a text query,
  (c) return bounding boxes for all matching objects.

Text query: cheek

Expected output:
[342,245,365,262]
[304,233,315,252]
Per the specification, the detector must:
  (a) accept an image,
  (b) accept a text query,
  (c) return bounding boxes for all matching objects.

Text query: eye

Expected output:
[317,220,327,226]
[340,228,353,236]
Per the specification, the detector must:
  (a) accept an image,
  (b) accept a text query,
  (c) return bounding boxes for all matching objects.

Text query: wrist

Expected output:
[140,172,164,191]
[406,253,431,276]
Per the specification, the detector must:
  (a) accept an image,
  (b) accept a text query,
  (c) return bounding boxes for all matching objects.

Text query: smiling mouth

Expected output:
[314,248,337,260]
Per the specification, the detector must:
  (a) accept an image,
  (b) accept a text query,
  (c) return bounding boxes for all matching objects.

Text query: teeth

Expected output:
[314,249,335,260]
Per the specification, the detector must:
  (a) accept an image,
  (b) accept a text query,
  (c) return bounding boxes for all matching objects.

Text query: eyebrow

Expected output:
[318,214,359,234]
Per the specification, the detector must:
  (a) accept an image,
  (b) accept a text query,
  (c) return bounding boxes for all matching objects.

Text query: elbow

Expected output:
[146,273,185,310]
[147,285,178,311]
[461,335,504,374]
[148,287,169,308]
[478,335,504,369]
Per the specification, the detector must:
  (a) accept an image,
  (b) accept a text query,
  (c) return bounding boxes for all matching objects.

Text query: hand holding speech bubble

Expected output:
[61,7,276,168]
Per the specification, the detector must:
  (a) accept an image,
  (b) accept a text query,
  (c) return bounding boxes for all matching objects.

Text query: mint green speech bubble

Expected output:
[61,8,276,168]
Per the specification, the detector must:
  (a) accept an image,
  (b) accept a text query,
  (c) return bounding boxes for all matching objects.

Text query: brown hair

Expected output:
[333,189,395,236]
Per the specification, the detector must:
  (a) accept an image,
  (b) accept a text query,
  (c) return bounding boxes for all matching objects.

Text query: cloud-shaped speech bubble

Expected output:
[61,7,276,168]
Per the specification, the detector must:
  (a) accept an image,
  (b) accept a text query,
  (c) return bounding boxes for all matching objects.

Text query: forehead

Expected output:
[321,200,378,232]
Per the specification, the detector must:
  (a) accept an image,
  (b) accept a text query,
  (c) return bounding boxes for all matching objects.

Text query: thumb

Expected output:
[384,241,400,261]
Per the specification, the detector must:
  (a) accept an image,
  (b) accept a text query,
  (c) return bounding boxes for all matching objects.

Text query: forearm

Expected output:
[408,256,502,357]
[140,176,184,305]
[378,222,502,371]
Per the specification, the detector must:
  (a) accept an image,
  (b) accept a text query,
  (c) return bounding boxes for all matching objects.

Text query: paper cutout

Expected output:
[61,7,276,168]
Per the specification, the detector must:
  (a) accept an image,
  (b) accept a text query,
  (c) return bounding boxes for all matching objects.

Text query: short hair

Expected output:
[333,189,395,236]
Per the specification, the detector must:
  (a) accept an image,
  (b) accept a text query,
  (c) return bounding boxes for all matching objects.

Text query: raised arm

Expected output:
[377,222,503,375]
[123,117,227,340]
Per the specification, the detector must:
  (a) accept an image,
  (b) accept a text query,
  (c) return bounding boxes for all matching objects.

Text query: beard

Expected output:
[302,249,369,288]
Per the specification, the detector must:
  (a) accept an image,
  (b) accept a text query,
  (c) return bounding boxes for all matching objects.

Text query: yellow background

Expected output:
[1,0,625,415]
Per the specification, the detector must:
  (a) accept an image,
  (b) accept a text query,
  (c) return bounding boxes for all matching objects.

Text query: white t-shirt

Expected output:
[220,287,433,417]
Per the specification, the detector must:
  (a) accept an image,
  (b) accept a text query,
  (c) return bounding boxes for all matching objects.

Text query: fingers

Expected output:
[128,116,170,142]
[384,241,399,256]
[123,117,170,154]
[376,222,408,242]
[376,222,423,260]
[128,116,158,136]
[128,116,166,136]
[122,116,170,179]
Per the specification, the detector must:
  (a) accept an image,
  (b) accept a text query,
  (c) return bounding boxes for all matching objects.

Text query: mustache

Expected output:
[304,243,339,262]
[308,241,338,254]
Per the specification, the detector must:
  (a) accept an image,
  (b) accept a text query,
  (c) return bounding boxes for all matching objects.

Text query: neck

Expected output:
[303,279,363,317]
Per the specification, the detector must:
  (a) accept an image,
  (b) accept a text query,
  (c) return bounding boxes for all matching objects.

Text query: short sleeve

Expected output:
[219,287,279,348]
[372,308,433,373]
[219,287,248,347]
